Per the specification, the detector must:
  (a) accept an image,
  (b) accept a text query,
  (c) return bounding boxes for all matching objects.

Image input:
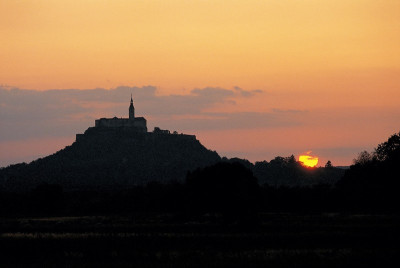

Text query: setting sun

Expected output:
[299,152,319,168]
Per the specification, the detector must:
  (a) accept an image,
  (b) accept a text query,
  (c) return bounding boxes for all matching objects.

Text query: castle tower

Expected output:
[129,94,135,120]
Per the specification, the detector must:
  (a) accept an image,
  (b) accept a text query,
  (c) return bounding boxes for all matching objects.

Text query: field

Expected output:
[1,213,399,267]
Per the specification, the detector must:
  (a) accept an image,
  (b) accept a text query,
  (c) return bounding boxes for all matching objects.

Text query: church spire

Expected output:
[129,94,135,119]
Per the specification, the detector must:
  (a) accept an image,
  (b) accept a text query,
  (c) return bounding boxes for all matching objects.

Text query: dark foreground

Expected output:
[1,213,399,267]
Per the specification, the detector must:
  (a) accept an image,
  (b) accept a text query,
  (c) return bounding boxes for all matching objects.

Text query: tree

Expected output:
[325,160,332,168]
[353,150,372,166]
[337,131,400,212]
[374,131,400,162]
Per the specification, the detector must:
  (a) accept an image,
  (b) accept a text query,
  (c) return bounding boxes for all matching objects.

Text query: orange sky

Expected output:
[1,0,399,91]
[1,0,400,167]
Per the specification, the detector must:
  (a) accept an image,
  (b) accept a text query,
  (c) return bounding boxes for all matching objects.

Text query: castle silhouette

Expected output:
[94,95,147,132]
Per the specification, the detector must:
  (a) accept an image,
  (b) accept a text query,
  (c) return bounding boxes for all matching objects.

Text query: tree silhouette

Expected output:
[374,132,400,162]
[353,150,373,166]
[337,131,400,211]
[325,160,332,168]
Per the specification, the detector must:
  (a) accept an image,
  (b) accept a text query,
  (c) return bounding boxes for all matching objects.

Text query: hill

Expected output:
[0,127,221,191]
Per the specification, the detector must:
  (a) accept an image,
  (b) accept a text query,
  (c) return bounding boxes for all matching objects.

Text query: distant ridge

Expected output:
[335,166,350,170]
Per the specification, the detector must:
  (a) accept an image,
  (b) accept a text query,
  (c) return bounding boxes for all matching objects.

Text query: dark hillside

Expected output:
[0,127,220,191]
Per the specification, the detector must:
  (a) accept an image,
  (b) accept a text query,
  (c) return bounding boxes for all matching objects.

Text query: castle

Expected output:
[94,95,147,132]
[76,96,197,142]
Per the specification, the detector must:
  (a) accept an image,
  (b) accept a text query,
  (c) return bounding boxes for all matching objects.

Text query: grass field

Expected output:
[1,213,399,267]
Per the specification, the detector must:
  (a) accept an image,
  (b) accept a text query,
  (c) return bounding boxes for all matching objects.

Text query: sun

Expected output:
[299,152,319,168]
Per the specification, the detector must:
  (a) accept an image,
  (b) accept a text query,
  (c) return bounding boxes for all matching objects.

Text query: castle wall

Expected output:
[132,117,147,130]
[95,117,129,127]
[76,126,196,143]
[93,97,147,133]
[95,117,147,132]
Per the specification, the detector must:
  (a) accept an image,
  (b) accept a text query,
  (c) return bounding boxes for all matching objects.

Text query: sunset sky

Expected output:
[1,0,399,167]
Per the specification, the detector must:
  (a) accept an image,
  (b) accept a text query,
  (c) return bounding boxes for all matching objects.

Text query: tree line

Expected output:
[1,131,399,220]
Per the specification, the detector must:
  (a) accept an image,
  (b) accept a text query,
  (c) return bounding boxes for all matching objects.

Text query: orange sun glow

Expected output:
[299,153,319,168]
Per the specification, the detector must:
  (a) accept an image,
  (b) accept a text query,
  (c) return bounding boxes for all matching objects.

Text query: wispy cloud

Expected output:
[1,86,284,142]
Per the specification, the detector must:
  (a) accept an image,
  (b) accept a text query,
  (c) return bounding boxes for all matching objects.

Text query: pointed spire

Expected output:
[129,94,135,119]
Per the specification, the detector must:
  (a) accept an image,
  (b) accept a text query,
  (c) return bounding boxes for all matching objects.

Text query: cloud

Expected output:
[233,86,263,97]
[157,111,305,132]
[0,86,272,142]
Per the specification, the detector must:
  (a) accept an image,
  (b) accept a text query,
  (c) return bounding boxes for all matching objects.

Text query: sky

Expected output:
[1,0,399,167]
